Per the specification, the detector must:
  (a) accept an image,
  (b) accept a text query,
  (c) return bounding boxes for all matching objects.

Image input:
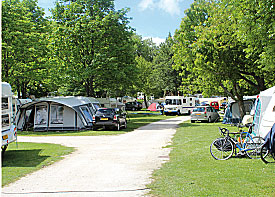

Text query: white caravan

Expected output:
[164,96,196,115]
[1,82,17,154]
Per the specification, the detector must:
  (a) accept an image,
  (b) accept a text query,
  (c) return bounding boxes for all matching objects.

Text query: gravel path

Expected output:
[2,116,189,197]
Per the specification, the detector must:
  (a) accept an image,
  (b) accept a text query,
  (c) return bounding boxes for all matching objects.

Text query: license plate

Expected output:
[169,111,172,112]
[2,135,8,140]
[195,113,201,115]
[100,118,108,121]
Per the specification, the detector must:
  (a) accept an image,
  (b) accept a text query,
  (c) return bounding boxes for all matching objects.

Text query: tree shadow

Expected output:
[2,149,49,167]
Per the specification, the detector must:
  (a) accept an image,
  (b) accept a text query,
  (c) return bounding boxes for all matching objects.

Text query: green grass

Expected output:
[18,112,173,136]
[148,122,275,196]
[2,142,74,186]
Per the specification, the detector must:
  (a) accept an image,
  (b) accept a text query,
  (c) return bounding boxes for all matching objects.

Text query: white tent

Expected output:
[253,86,275,137]
[16,96,100,132]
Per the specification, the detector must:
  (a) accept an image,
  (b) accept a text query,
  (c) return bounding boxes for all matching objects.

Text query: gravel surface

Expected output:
[2,116,190,197]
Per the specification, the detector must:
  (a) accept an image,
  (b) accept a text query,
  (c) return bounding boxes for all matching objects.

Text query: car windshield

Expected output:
[96,109,114,115]
[193,107,205,112]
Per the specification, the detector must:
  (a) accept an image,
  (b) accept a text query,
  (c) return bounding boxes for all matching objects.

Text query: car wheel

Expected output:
[208,117,211,123]
[191,120,195,123]
[132,107,135,111]
[93,126,97,131]
[124,121,127,129]
[117,124,120,131]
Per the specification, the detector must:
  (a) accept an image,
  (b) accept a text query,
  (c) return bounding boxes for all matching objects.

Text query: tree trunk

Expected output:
[143,93,148,108]
[233,82,245,121]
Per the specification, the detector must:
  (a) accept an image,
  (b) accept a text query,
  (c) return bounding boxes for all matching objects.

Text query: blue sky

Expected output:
[37,0,194,45]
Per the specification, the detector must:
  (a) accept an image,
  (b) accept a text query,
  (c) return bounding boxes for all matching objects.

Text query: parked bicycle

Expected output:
[210,126,265,160]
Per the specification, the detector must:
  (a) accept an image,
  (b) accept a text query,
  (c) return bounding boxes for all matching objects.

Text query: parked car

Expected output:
[125,101,142,111]
[191,106,220,123]
[92,108,127,130]
[210,101,219,110]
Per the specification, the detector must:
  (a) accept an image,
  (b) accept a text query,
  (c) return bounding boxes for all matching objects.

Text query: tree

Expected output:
[152,34,182,97]
[50,0,136,97]
[2,0,50,98]
[173,0,275,118]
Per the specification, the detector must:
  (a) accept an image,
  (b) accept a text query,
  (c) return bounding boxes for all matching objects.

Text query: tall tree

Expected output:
[152,34,182,97]
[2,0,50,98]
[173,0,275,118]
[51,0,136,97]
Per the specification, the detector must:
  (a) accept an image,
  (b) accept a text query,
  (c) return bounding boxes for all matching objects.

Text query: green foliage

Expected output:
[152,35,182,97]
[2,0,51,98]
[173,0,275,117]
[50,0,136,97]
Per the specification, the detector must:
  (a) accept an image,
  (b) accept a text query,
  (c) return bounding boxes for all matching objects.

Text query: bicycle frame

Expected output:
[233,132,255,152]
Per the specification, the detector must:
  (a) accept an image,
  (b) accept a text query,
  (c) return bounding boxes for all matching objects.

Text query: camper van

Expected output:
[1,82,17,153]
[164,96,196,115]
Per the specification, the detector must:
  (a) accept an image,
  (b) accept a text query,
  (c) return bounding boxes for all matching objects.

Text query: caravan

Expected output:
[164,96,196,115]
[1,82,17,154]
[253,86,275,137]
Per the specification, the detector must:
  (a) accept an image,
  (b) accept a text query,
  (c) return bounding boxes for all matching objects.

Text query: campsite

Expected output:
[2,0,275,196]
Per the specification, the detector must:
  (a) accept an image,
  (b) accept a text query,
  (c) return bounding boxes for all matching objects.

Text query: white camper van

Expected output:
[164,96,196,115]
[1,82,17,154]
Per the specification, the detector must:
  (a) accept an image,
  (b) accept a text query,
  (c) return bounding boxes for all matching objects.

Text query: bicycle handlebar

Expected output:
[218,127,229,136]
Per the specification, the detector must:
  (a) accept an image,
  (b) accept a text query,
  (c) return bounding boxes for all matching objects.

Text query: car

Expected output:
[210,101,219,110]
[92,108,127,130]
[191,106,220,123]
[125,101,142,111]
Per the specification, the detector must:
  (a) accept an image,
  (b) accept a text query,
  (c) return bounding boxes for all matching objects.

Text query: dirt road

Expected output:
[2,116,189,197]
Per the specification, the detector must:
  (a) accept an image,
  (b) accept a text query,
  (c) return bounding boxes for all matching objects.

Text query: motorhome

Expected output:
[1,82,17,154]
[164,96,196,115]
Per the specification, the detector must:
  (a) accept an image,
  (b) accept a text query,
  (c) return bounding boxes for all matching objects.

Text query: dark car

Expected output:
[92,108,127,130]
[125,101,142,111]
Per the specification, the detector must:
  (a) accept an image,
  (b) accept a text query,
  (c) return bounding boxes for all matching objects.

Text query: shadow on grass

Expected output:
[2,149,49,167]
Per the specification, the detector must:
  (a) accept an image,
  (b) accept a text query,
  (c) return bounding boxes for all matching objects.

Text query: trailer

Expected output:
[164,96,196,115]
[1,82,17,154]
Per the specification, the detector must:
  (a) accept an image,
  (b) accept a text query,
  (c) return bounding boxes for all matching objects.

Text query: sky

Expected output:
[37,0,194,45]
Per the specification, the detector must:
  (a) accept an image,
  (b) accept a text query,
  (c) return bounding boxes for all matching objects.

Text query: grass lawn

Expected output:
[18,112,172,136]
[148,121,275,196]
[2,142,75,187]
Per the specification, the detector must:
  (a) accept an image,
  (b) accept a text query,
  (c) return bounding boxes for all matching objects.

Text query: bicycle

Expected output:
[210,127,265,160]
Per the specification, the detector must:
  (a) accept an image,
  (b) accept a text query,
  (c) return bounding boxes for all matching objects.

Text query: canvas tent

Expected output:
[16,96,100,131]
[222,98,255,124]
[148,103,157,111]
[253,86,275,137]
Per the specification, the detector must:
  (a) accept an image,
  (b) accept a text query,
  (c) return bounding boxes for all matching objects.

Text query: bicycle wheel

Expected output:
[245,136,265,159]
[260,145,275,164]
[210,138,234,160]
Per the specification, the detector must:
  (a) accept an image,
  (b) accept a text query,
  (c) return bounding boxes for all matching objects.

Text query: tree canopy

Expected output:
[2,0,275,107]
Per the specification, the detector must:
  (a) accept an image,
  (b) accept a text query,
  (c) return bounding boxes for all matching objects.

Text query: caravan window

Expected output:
[165,99,182,105]
[2,97,9,110]
[183,99,186,104]
[80,106,93,123]
[2,114,10,128]
[51,105,64,124]
[35,105,47,125]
